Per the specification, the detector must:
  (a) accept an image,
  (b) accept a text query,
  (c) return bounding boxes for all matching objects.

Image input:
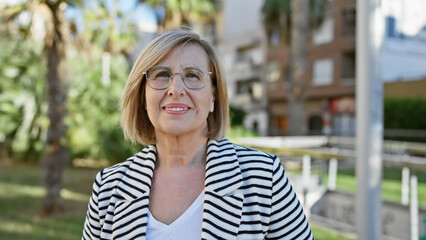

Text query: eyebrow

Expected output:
[153,66,209,71]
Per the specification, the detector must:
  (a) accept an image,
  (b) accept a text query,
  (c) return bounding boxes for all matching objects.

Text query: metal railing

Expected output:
[237,136,426,239]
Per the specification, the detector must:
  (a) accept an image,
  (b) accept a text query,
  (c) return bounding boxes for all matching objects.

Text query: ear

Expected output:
[209,101,214,112]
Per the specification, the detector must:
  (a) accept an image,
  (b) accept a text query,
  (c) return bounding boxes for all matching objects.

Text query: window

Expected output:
[236,44,261,64]
[265,62,280,86]
[313,15,334,45]
[332,114,355,137]
[312,58,334,86]
[342,8,356,37]
[236,79,262,99]
[236,80,253,95]
[341,51,356,85]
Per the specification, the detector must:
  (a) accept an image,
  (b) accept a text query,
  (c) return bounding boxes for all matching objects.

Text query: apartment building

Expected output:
[266,0,356,136]
[266,0,426,136]
[214,0,269,135]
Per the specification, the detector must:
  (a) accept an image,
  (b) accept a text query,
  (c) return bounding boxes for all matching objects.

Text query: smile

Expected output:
[164,107,189,111]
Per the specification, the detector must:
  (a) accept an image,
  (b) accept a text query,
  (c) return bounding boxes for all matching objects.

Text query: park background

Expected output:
[1,0,426,239]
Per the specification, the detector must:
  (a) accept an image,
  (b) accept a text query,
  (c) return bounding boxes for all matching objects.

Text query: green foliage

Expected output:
[80,2,137,54]
[142,0,215,23]
[0,33,48,162]
[262,0,327,44]
[384,98,426,129]
[1,0,141,164]
[229,105,245,126]
[227,106,258,141]
[66,49,140,163]
[226,126,258,142]
[0,33,139,164]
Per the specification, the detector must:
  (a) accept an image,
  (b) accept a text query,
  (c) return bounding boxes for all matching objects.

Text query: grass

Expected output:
[323,168,426,207]
[226,125,258,142]
[0,164,99,240]
[0,163,353,240]
[311,225,355,240]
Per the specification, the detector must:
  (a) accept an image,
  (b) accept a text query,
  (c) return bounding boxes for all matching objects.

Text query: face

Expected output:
[144,44,215,139]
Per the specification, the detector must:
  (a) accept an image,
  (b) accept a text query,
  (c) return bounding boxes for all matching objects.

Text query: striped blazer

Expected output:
[82,139,314,240]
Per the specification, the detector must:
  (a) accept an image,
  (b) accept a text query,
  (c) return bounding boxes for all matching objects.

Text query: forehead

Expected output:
[156,43,209,68]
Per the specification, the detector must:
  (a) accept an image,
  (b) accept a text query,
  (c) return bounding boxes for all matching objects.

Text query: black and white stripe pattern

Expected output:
[82,139,314,240]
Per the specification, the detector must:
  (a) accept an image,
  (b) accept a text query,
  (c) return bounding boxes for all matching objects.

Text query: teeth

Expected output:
[165,107,188,111]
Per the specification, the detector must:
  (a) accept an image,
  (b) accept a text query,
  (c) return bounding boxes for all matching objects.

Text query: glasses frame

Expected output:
[143,66,212,90]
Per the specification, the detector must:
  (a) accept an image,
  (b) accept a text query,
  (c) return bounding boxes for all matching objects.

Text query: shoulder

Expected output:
[209,138,279,170]
[230,139,278,164]
[233,142,276,160]
[96,145,155,185]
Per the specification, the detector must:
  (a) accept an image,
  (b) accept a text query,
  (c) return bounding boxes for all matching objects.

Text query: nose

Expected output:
[167,73,186,97]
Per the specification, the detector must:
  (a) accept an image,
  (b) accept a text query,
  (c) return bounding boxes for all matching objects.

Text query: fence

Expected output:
[237,136,426,239]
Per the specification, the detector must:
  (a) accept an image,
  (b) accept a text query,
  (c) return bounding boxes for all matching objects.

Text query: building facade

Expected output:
[267,0,357,136]
[266,0,426,136]
[214,0,269,136]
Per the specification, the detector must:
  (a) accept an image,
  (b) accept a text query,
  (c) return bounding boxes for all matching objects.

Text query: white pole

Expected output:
[328,158,338,190]
[302,155,311,207]
[401,167,410,205]
[356,0,384,239]
[410,171,419,240]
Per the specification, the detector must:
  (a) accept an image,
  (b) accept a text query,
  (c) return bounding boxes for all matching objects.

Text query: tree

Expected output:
[1,0,80,215]
[80,0,137,57]
[262,0,327,135]
[140,0,216,30]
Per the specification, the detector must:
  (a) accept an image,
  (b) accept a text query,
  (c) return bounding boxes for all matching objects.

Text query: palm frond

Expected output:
[0,4,28,22]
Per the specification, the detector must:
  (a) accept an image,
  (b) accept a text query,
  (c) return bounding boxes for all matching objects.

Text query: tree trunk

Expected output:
[41,2,69,215]
[287,0,310,135]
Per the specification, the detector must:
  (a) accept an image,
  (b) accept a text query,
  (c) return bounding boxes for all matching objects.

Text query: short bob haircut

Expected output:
[121,30,229,145]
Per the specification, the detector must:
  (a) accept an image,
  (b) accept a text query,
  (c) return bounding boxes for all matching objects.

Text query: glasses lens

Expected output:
[182,68,208,89]
[146,66,210,90]
[146,67,171,89]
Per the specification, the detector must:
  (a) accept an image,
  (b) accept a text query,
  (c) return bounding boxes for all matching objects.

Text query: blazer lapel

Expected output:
[202,139,244,240]
[110,145,157,240]
[105,141,244,239]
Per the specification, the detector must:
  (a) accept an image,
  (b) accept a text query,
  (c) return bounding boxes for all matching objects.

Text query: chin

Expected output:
[159,127,205,138]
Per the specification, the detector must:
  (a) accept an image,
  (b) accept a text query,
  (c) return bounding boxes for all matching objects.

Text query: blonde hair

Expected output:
[121,30,229,145]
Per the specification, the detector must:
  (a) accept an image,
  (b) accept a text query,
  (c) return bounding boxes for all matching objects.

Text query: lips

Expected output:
[162,103,191,115]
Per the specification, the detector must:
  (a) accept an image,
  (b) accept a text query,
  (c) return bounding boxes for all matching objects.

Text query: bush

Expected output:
[229,105,245,126]
[384,98,426,129]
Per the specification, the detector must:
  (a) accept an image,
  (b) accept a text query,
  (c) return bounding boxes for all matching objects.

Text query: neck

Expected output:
[154,132,208,169]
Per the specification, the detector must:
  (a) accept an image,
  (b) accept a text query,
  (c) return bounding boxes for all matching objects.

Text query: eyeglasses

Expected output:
[143,66,212,90]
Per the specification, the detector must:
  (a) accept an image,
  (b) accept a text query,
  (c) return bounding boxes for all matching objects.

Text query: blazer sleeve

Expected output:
[266,157,315,240]
[82,170,103,240]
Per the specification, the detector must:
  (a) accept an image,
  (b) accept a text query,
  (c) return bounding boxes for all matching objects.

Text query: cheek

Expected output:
[144,89,159,115]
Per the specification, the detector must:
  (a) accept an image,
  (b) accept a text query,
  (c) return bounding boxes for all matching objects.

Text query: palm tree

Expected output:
[79,0,137,87]
[140,0,216,30]
[1,0,81,215]
[262,0,327,135]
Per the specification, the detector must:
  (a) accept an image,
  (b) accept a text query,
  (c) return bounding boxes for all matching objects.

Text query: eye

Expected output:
[152,70,172,80]
[184,70,203,81]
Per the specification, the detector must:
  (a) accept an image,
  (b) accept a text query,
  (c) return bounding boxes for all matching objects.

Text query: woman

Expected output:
[82,30,314,240]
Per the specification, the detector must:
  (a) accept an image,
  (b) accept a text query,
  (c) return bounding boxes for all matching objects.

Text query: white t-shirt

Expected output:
[146,191,204,240]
